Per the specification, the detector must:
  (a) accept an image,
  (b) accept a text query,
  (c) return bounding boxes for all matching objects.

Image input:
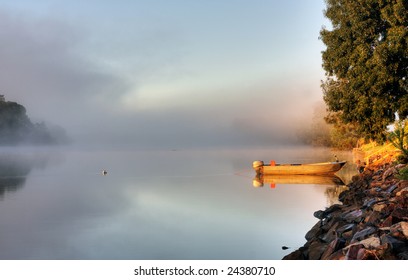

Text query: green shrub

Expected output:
[396,154,408,164]
[388,120,408,159]
[396,166,408,180]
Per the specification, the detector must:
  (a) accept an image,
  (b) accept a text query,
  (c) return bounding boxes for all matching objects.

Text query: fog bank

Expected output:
[0,3,325,149]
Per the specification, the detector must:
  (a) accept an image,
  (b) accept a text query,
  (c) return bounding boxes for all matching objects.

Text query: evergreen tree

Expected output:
[320,0,408,141]
[0,100,33,144]
[0,97,69,145]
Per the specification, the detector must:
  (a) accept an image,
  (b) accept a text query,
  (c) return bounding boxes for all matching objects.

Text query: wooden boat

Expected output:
[253,160,347,176]
[253,174,345,188]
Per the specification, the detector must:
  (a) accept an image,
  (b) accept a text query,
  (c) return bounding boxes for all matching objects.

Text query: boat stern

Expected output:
[253,160,264,175]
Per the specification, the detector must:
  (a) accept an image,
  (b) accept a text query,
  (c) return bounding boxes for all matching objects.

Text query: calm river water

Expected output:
[0,146,356,259]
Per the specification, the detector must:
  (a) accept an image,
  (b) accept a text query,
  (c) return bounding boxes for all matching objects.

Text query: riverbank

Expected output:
[283,157,408,260]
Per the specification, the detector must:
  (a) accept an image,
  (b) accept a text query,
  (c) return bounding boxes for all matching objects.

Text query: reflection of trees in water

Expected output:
[0,177,27,198]
[324,158,359,205]
[0,152,51,199]
[335,161,358,185]
[325,185,349,206]
[324,162,357,206]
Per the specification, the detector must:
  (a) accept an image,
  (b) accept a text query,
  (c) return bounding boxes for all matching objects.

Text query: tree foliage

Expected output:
[0,98,69,145]
[0,100,32,144]
[320,0,408,141]
[325,111,361,149]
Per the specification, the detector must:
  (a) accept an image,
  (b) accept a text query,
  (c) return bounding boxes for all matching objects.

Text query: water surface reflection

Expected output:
[0,146,357,259]
[0,151,56,200]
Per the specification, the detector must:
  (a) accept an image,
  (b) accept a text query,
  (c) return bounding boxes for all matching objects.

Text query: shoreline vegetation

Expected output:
[0,95,70,146]
[283,143,408,260]
[289,0,408,259]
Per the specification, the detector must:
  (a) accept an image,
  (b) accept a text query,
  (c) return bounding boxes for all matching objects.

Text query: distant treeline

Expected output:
[0,97,70,145]
[297,102,360,150]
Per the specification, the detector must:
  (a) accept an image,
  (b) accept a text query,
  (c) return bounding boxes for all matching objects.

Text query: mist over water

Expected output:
[0,3,324,150]
[0,146,355,259]
[0,1,339,260]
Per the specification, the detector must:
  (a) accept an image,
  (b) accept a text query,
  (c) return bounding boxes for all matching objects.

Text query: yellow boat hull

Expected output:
[253,161,347,175]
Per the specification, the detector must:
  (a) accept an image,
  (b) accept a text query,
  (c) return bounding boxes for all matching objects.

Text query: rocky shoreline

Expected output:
[283,162,408,260]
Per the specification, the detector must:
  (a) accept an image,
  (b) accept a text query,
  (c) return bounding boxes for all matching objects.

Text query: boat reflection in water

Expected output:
[253,174,345,188]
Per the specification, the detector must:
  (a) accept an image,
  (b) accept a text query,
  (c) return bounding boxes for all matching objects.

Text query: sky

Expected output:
[0,0,330,149]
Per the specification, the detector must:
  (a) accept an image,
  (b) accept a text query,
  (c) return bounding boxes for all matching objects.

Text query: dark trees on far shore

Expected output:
[0,97,69,145]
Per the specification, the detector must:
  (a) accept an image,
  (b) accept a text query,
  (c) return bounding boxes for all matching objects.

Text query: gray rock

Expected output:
[336,224,356,236]
[308,241,327,260]
[351,226,377,242]
[380,235,407,253]
[342,209,364,223]
[305,221,322,241]
[386,184,398,194]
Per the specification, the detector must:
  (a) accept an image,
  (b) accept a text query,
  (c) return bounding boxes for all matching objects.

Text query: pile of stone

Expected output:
[283,163,408,260]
